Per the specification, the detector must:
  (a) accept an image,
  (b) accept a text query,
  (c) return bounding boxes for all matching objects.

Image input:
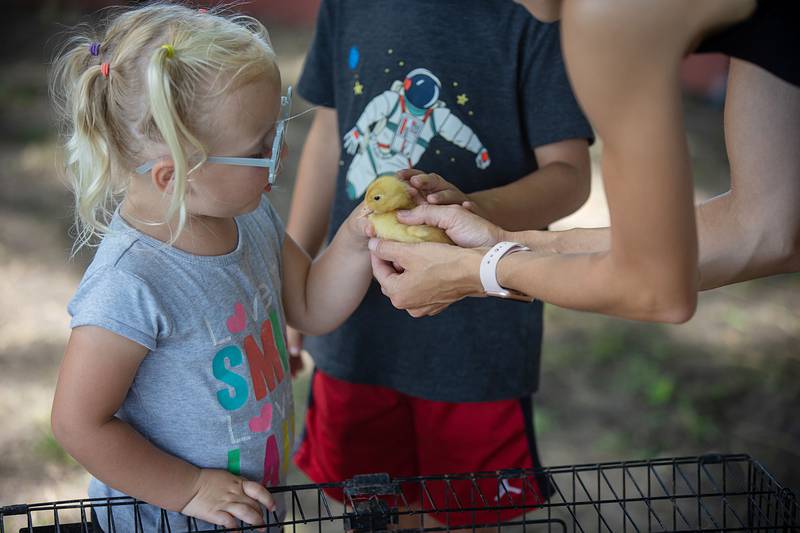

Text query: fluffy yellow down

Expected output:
[363,175,453,244]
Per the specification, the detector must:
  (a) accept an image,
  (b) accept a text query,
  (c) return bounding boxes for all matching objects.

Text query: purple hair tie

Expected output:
[89,42,101,57]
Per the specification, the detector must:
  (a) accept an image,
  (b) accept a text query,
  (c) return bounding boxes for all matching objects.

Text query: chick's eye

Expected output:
[373,195,381,201]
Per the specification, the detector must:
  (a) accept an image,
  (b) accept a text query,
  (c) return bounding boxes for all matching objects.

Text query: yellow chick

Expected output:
[362,174,453,244]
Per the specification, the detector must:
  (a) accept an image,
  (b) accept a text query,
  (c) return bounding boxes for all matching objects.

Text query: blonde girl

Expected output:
[49,3,372,531]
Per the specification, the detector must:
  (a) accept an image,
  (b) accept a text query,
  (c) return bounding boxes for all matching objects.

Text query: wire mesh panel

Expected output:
[2,454,797,532]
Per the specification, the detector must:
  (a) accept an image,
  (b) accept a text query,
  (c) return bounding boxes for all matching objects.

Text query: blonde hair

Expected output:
[50,2,280,251]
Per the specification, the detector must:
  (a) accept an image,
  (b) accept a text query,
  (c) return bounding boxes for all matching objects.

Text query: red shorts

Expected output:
[294,370,552,526]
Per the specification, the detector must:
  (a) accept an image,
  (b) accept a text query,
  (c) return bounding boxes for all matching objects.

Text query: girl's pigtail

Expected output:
[52,38,117,251]
[146,43,204,242]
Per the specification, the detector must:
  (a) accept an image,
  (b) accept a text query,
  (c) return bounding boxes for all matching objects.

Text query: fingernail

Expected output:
[289,347,299,355]
[397,210,409,216]
[368,238,379,251]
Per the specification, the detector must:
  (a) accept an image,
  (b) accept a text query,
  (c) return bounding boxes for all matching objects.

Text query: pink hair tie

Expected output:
[198,8,208,13]
[100,63,110,78]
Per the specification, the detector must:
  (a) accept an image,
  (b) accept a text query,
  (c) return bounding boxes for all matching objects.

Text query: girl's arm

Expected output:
[283,107,340,367]
[286,107,340,256]
[281,208,372,335]
[51,326,274,529]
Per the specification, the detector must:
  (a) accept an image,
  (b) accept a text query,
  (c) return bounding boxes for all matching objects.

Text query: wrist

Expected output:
[340,216,369,252]
[495,226,514,247]
[480,242,534,301]
[458,247,486,297]
[178,466,203,513]
[495,250,529,292]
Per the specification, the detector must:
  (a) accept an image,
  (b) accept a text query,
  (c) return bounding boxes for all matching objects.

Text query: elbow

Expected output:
[613,262,698,324]
[649,287,697,324]
[563,153,592,215]
[50,404,73,450]
[643,273,698,324]
[50,401,88,454]
[572,169,591,211]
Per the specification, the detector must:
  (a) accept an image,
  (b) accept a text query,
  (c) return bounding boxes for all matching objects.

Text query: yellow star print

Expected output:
[456,93,469,105]
[353,80,364,95]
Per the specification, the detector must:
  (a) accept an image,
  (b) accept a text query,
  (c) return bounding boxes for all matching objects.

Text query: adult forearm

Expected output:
[54,417,199,511]
[696,192,800,290]
[470,161,589,231]
[509,226,611,255]
[494,248,695,323]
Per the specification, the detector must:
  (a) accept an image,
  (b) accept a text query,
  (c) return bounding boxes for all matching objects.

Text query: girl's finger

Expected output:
[207,510,238,530]
[225,501,265,527]
[242,480,276,511]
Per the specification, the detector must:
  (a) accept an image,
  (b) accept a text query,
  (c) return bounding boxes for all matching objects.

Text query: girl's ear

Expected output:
[151,159,175,193]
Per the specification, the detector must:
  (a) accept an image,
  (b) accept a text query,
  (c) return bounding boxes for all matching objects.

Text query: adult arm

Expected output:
[371,0,701,323]
[398,59,800,292]
[696,58,800,288]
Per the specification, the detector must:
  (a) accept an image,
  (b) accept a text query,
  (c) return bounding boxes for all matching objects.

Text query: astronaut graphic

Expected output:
[342,68,491,199]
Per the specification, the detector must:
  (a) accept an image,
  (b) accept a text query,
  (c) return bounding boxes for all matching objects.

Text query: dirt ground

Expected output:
[0,3,797,530]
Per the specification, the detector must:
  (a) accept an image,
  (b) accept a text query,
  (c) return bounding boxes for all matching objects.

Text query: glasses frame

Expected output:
[135,86,293,185]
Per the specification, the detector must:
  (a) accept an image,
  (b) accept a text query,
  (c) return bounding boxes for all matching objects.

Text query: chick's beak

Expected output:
[358,205,373,218]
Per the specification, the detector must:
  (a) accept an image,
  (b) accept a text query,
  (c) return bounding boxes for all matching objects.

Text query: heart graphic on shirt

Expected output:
[248,402,273,433]
[226,302,247,334]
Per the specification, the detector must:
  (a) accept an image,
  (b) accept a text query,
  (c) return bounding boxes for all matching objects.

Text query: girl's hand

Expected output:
[181,468,275,530]
[343,202,376,247]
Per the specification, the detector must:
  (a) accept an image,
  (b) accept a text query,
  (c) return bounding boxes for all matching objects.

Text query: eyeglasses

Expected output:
[135,86,292,186]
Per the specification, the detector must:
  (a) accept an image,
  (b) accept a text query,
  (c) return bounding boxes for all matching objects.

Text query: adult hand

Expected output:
[368,238,485,316]
[394,202,505,249]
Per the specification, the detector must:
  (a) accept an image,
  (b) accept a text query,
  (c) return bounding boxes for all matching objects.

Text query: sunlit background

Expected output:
[1,0,797,524]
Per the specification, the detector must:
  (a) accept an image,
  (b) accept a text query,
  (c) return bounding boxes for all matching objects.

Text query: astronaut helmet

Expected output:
[402,68,442,113]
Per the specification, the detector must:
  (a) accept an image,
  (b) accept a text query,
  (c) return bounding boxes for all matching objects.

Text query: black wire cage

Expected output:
[2,454,798,532]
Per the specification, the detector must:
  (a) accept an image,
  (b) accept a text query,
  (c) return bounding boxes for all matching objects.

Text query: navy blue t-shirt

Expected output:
[299,0,593,402]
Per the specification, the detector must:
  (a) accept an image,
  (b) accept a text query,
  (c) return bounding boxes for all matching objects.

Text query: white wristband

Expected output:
[479,241,531,300]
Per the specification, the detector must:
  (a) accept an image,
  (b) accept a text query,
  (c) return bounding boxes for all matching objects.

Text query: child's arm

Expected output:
[51,326,275,529]
[286,107,340,256]
[402,138,591,231]
[284,107,340,367]
[281,208,372,336]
